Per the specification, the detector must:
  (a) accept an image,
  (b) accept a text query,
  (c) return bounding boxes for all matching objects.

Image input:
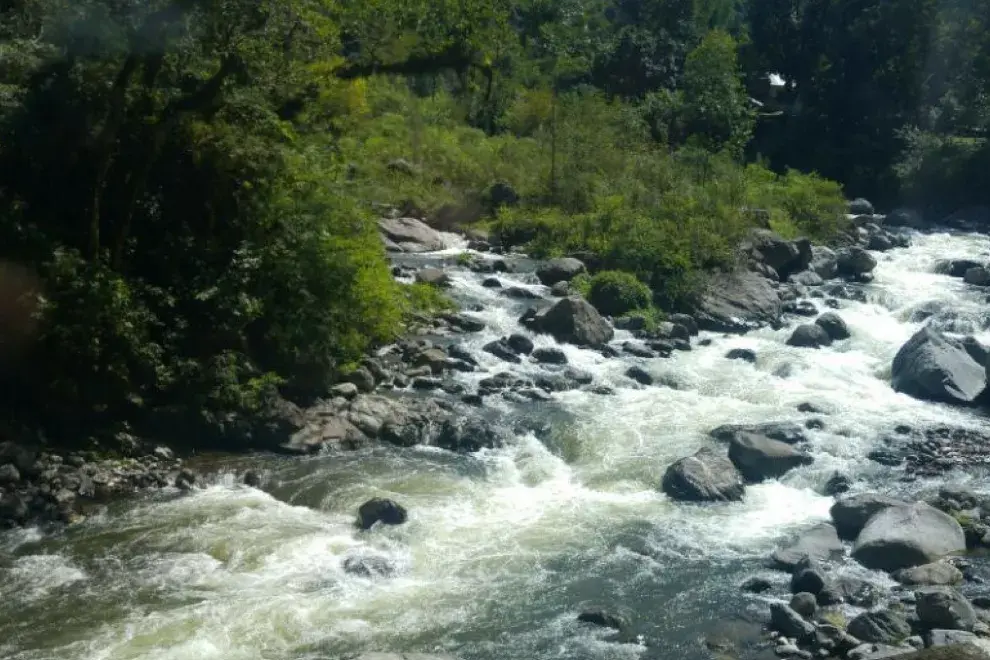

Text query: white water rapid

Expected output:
[3,229,990,660]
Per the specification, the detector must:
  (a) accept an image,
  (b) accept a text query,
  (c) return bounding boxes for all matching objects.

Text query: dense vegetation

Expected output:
[0,0,987,450]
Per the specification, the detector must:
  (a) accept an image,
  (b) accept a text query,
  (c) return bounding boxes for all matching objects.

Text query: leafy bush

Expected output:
[587,271,652,317]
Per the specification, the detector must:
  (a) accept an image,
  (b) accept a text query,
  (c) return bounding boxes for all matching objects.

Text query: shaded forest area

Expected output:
[0,0,987,451]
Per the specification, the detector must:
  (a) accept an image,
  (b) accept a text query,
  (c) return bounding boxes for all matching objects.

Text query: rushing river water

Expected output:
[4,229,990,660]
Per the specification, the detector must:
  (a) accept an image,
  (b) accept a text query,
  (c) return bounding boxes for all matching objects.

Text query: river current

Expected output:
[3,229,990,660]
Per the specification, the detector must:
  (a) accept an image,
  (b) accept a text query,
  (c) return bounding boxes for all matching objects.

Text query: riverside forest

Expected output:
[3,1,990,660]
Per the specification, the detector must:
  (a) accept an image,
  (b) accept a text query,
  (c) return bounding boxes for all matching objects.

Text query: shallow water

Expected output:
[4,230,990,660]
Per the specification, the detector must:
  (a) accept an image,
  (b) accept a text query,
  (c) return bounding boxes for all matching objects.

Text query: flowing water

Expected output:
[4,230,990,660]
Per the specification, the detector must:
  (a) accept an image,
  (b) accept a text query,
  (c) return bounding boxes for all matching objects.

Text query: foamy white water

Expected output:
[4,230,990,660]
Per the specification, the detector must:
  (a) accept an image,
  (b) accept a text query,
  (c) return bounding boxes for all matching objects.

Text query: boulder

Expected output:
[415,268,451,287]
[726,348,757,363]
[964,267,990,286]
[695,270,782,332]
[816,312,851,341]
[550,281,571,297]
[847,610,914,644]
[357,498,408,530]
[728,434,813,482]
[787,323,833,349]
[626,366,653,385]
[483,339,522,363]
[747,230,811,280]
[916,588,978,632]
[661,448,746,502]
[436,418,504,453]
[507,333,535,355]
[771,523,844,571]
[831,493,907,540]
[346,366,377,393]
[886,208,925,229]
[849,199,876,215]
[824,472,852,496]
[482,277,502,288]
[895,563,964,587]
[669,313,700,336]
[378,217,445,253]
[741,576,774,593]
[536,258,587,286]
[837,247,878,277]
[812,246,840,280]
[960,337,989,367]
[532,347,568,364]
[790,592,817,619]
[711,422,807,446]
[935,260,984,278]
[825,576,884,608]
[792,270,825,287]
[501,286,541,300]
[577,609,629,631]
[926,631,989,649]
[791,557,827,595]
[852,502,966,572]
[534,297,614,348]
[770,603,816,640]
[891,326,987,404]
[445,313,486,333]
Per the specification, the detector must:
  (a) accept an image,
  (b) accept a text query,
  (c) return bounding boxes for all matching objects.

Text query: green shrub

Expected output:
[587,270,652,317]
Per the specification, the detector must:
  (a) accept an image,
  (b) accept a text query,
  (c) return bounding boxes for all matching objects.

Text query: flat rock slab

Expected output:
[771,522,844,571]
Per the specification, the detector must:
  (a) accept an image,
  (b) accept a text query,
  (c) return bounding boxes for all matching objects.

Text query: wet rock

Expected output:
[695,270,782,333]
[816,624,864,656]
[895,563,964,587]
[343,555,396,578]
[916,588,978,631]
[936,259,984,278]
[770,602,816,640]
[507,333,535,355]
[346,366,377,393]
[242,471,262,488]
[577,608,629,631]
[847,644,913,660]
[837,247,878,278]
[850,199,875,215]
[785,300,820,317]
[869,449,904,466]
[532,347,568,365]
[742,576,774,593]
[892,326,987,405]
[436,418,504,453]
[662,447,745,502]
[791,557,827,595]
[711,422,807,446]
[853,502,967,572]
[727,348,757,363]
[357,498,408,530]
[961,337,989,367]
[964,267,990,287]
[482,277,502,288]
[812,246,839,280]
[816,312,851,341]
[831,493,907,540]
[669,313,700,336]
[790,592,818,619]
[501,286,541,300]
[378,217,445,253]
[622,342,655,358]
[826,576,884,608]
[0,463,20,485]
[626,366,653,385]
[792,270,825,287]
[445,312,486,333]
[534,297,614,348]
[787,324,833,349]
[536,258,586,286]
[771,523,844,571]
[824,472,852,496]
[729,433,813,482]
[412,377,443,390]
[848,610,913,644]
[415,267,451,287]
[926,630,987,648]
[550,280,572,297]
[483,339,522,363]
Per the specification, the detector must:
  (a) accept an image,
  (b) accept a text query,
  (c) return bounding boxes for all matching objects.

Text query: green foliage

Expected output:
[894,128,990,216]
[586,270,652,317]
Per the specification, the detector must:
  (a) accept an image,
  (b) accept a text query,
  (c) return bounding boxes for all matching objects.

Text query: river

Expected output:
[3,229,990,660]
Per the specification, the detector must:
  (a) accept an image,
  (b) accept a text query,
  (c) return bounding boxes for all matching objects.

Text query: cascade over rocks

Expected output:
[892,326,987,404]
[533,297,614,348]
[662,448,745,502]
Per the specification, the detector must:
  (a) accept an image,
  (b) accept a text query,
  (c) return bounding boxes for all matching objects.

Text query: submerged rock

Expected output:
[357,498,408,530]
[577,608,629,631]
[343,555,396,578]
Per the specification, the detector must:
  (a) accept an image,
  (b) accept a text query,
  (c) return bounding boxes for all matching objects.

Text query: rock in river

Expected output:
[728,433,813,482]
[852,501,966,572]
[662,448,745,502]
[694,270,782,332]
[533,297,614,348]
[892,326,987,404]
[831,493,907,540]
[915,587,978,631]
[357,498,408,530]
[771,522,844,571]
[536,258,587,286]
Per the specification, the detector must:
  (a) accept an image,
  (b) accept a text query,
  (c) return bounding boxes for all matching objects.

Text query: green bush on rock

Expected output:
[587,271,652,317]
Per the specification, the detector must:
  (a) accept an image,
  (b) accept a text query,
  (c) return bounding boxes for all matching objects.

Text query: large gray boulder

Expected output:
[816,312,851,340]
[536,258,586,286]
[894,563,964,587]
[727,433,813,482]
[746,230,812,280]
[534,297,614,348]
[916,588,978,631]
[787,323,833,348]
[695,270,782,332]
[771,522,844,571]
[964,266,990,286]
[837,246,878,277]
[811,245,839,280]
[831,493,908,540]
[891,326,987,404]
[847,610,914,644]
[852,502,966,572]
[378,217,445,253]
[662,448,745,502]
